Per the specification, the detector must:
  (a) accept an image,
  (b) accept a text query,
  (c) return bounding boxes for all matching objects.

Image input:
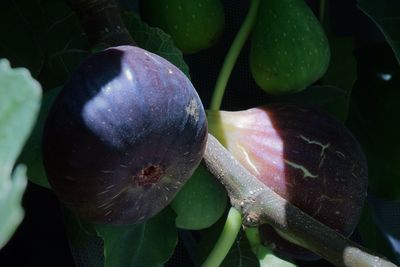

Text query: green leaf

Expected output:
[170,163,227,230]
[0,59,42,249]
[38,0,91,89]
[357,0,400,64]
[63,208,105,267]
[322,37,356,91]
[346,43,400,199]
[122,12,190,78]
[0,0,46,77]
[18,87,62,188]
[357,203,398,263]
[96,208,178,267]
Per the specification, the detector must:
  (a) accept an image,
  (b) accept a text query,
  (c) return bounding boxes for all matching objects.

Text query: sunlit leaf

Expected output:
[0,59,42,248]
[18,87,61,188]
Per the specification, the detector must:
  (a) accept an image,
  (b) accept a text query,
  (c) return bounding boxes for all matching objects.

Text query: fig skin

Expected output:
[208,103,368,260]
[43,45,208,225]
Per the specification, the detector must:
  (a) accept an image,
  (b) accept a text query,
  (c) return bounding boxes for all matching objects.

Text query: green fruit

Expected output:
[140,0,225,54]
[170,163,227,230]
[250,0,330,94]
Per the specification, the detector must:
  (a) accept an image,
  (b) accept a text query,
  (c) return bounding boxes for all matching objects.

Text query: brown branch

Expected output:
[66,0,135,47]
[204,134,397,267]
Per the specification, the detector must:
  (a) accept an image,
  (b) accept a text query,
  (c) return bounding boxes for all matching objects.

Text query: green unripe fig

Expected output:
[170,163,227,230]
[140,0,225,54]
[250,0,330,94]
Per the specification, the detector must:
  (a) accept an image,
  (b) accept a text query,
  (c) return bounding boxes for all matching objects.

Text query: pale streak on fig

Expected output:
[336,151,346,159]
[105,184,116,190]
[105,210,112,217]
[296,135,330,170]
[297,135,330,157]
[283,159,318,179]
[312,203,323,217]
[317,194,345,203]
[238,144,260,175]
[96,189,111,196]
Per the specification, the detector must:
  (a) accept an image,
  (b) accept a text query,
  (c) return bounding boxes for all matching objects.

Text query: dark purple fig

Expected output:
[207,103,368,260]
[43,45,208,225]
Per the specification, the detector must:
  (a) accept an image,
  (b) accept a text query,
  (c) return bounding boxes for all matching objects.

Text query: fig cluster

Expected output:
[43,46,208,225]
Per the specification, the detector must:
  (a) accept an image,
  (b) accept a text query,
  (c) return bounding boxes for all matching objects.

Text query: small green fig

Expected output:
[170,163,227,230]
[250,0,330,94]
[140,0,225,54]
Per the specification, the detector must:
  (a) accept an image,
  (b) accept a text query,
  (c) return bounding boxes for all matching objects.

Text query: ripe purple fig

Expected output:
[42,45,208,225]
[207,103,368,260]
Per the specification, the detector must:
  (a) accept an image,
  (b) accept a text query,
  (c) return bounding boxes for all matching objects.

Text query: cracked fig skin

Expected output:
[43,46,208,225]
[207,104,368,260]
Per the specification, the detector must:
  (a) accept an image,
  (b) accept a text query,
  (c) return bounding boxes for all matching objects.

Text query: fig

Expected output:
[42,45,208,225]
[170,162,227,230]
[139,0,225,54]
[250,0,330,94]
[207,103,367,260]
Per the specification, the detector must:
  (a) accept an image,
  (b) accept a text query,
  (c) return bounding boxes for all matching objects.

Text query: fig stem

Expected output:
[65,0,135,47]
[245,227,298,267]
[201,207,242,267]
[209,0,260,111]
[204,133,397,267]
[319,0,326,23]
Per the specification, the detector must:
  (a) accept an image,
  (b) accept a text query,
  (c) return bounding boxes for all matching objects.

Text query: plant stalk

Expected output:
[201,208,242,267]
[209,0,260,111]
[66,0,135,47]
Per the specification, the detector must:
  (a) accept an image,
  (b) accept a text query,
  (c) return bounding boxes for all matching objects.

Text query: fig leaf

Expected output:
[0,59,42,249]
[18,87,61,189]
[122,12,190,78]
[357,0,400,64]
[96,208,177,267]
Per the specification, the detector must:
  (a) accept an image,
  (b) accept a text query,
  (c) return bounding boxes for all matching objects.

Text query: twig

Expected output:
[203,133,397,267]
[66,0,135,47]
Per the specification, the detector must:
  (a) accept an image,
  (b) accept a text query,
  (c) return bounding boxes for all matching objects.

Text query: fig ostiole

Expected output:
[207,103,368,260]
[43,45,208,225]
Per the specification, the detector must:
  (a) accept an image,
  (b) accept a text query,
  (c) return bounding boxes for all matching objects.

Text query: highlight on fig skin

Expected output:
[42,45,208,225]
[207,103,368,260]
